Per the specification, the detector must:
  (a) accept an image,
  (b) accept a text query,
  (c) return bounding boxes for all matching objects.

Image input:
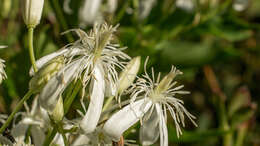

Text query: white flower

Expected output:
[103,60,196,145]
[22,0,44,28]
[11,97,49,146]
[36,23,129,134]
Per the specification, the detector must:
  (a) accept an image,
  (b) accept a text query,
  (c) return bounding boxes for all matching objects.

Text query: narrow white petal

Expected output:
[52,133,65,146]
[11,122,28,142]
[30,49,69,76]
[140,108,160,145]
[31,126,45,146]
[103,99,152,141]
[80,63,105,134]
[39,60,82,112]
[155,104,168,146]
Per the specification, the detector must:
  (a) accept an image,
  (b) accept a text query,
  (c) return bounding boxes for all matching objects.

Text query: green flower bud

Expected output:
[29,56,65,93]
[118,56,141,94]
[49,96,64,123]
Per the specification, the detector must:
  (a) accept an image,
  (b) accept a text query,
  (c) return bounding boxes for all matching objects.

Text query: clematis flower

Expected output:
[103,59,197,146]
[35,23,129,134]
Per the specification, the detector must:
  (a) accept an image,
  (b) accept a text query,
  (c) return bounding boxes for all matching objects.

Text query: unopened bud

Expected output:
[118,56,141,94]
[29,56,65,92]
[50,96,64,123]
[22,0,44,28]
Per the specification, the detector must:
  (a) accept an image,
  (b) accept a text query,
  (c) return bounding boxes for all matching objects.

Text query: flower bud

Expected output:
[118,56,141,94]
[49,96,64,123]
[22,0,44,28]
[29,56,65,93]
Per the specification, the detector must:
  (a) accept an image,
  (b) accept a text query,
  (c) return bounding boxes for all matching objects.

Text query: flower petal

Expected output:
[31,125,45,146]
[140,108,160,145]
[39,60,82,112]
[103,99,152,141]
[72,134,90,146]
[80,63,105,133]
[30,49,69,76]
[155,103,168,146]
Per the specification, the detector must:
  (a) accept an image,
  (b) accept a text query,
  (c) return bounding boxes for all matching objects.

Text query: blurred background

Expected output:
[0,0,260,145]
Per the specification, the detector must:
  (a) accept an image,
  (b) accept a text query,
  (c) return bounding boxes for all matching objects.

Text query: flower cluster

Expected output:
[0,23,196,146]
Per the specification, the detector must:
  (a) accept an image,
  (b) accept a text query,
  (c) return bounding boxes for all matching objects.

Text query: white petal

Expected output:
[155,104,168,146]
[52,133,65,146]
[30,49,69,76]
[39,60,82,112]
[11,122,29,142]
[103,99,152,141]
[72,134,90,146]
[140,108,160,145]
[80,63,105,133]
[31,126,45,146]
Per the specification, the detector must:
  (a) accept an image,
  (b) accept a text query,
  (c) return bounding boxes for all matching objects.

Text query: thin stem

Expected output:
[235,123,248,146]
[28,27,38,72]
[0,90,33,134]
[50,0,74,42]
[64,80,82,114]
[57,123,69,146]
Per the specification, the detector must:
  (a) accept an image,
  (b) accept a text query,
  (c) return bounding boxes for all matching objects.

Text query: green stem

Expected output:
[64,80,82,114]
[0,90,33,134]
[235,124,247,146]
[219,101,233,146]
[43,128,57,146]
[28,27,38,72]
[51,0,73,42]
[57,123,69,146]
